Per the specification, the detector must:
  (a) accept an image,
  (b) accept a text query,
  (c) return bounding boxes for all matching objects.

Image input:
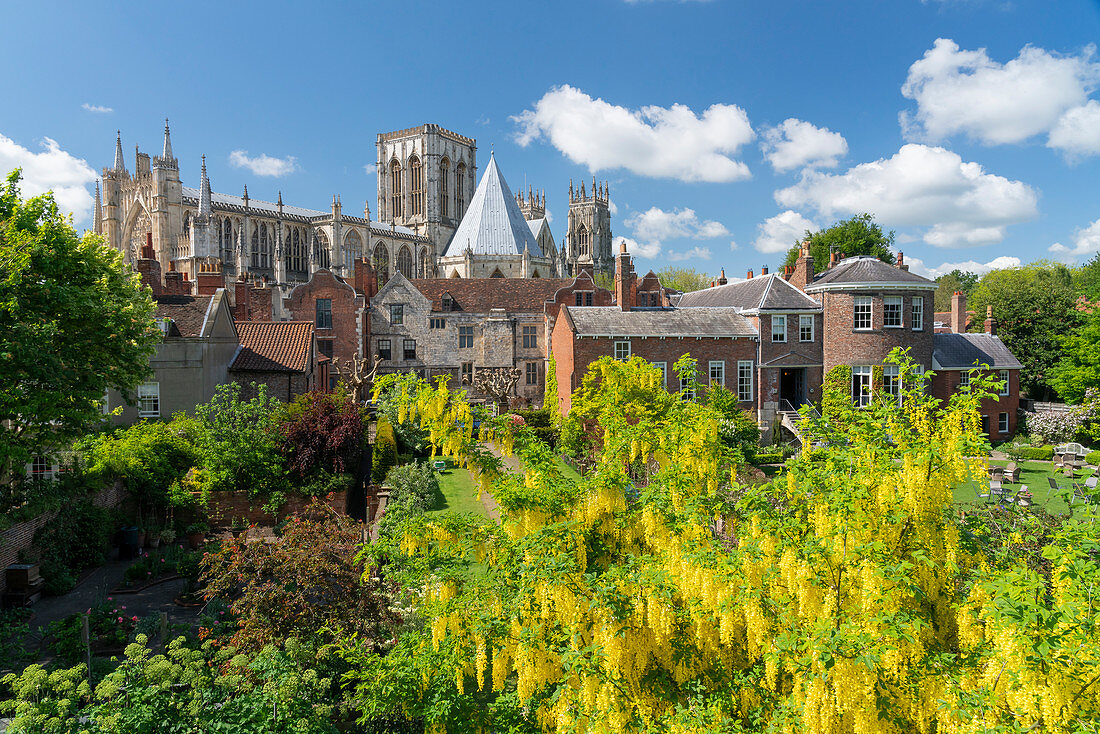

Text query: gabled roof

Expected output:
[231,321,314,373]
[677,273,820,311]
[932,333,1023,370]
[410,277,572,312]
[762,350,821,368]
[805,256,934,291]
[442,154,542,257]
[563,307,758,338]
[155,294,215,337]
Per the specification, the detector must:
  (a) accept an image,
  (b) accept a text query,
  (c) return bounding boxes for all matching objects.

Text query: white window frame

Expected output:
[852,366,873,408]
[30,455,52,479]
[679,373,696,401]
[959,371,970,391]
[100,389,110,416]
[137,382,160,418]
[799,314,814,342]
[709,360,725,386]
[614,340,631,361]
[771,315,787,343]
[653,362,667,389]
[911,296,924,332]
[854,296,872,331]
[999,370,1010,396]
[737,360,753,403]
[883,296,903,328]
[883,364,901,405]
[999,412,1009,433]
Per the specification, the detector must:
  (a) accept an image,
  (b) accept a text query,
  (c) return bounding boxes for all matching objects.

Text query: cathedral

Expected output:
[94,121,614,290]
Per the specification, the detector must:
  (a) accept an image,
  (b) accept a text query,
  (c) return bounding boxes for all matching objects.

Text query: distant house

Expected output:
[230,321,320,402]
[106,289,239,424]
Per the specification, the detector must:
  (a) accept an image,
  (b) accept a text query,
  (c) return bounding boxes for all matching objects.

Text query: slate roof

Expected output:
[411,278,573,312]
[805,256,934,291]
[442,154,542,257]
[155,295,214,337]
[677,273,820,311]
[231,321,314,373]
[564,307,758,338]
[933,333,1023,370]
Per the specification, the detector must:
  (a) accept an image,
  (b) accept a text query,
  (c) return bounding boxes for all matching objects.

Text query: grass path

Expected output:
[427,462,488,518]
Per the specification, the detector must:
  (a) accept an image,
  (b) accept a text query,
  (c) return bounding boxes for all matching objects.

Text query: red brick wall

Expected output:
[819,290,934,374]
[284,270,365,368]
[931,368,1020,438]
[231,371,313,403]
[201,489,350,528]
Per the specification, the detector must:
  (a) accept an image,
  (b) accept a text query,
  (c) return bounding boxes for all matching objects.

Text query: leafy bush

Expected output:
[29,501,113,595]
[1019,446,1054,461]
[1086,449,1100,466]
[821,364,853,427]
[384,462,439,515]
[277,389,365,479]
[81,421,197,512]
[298,470,355,498]
[0,608,33,673]
[47,600,137,665]
[511,408,552,428]
[706,385,760,462]
[372,419,398,484]
[753,451,785,465]
[530,426,560,449]
[191,382,286,497]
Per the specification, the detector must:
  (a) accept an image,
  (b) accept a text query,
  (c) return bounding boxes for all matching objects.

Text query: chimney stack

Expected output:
[615,241,636,311]
[951,291,967,334]
[984,304,997,335]
[136,233,163,296]
[761,265,769,276]
[233,279,251,321]
[163,263,191,296]
[829,248,838,269]
[790,241,815,291]
[747,269,754,279]
[717,268,727,286]
[896,251,908,271]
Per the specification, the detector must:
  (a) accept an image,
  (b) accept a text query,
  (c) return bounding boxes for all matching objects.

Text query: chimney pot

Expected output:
[761,265,769,275]
[747,269,754,279]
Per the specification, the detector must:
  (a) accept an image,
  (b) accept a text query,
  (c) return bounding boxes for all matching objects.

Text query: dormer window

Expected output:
[441,293,455,312]
[155,317,172,336]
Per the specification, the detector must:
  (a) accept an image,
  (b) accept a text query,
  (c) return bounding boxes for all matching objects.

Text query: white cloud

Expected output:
[81,103,113,114]
[907,254,1021,279]
[753,210,818,254]
[775,143,1038,248]
[729,240,738,251]
[363,162,377,175]
[626,206,728,244]
[229,150,298,177]
[0,133,97,224]
[761,118,848,172]
[614,235,661,259]
[667,246,712,262]
[513,85,754,183]
[1048,100,1100,159]
[900,38,1100,146]
[607,197,618,216]
[1049,218,1100,261]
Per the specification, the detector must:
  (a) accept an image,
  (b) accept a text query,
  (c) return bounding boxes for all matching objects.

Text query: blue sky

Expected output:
[2,0,1099,279]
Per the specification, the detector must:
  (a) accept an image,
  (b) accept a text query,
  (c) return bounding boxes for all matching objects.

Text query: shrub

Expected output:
[384,462,440,516]
[29,501,112,595]
[82,421,197,510]
[754,451,785,465]
[299,470,355,497]
[530,426,560,449]
[191,382,286,497]
[821,364,853,427]
[372,419,398,484]
[277,389,365,479]
[706,385,760,462]
[1019,446,1054,461]
[511,408,552,428]
[1087,450,1100,466]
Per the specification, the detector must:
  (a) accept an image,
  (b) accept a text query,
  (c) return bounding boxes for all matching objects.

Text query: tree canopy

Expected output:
[781,213,895,270]
[933,269,980,312]
[0,171,159,484]
[655,266,711,293]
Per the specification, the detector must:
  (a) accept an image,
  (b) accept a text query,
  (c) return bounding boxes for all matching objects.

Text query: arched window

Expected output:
[292,228,303,272]
[183,211,191,237]
[396,245,413,279]
[409,155,423,217]
[262,224,272,268]
[532,270,540,278]
[223,218,233,260]
[373,242,390,285]
[577,225,590,257]
[389,159,403,219]
[251,225,259,266]
[490,268,505,278]
[456,162,466,217]
[344,230,362,272]
[313,230,330,269]
[418,248,430,278]
[440,157,450,218]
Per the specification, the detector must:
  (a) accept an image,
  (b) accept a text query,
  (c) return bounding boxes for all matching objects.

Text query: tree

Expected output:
[969,262,1080,399]
[0,171,159,485]
[190,382,285,496]
[345,354,1100,733]
[933,268,980,312]
[655,266,710,293]
[1073,252,1100,301]
[277,389,365,479]
[782,212,894,269]
[544,353,558,417]
[1048,310,1100,403]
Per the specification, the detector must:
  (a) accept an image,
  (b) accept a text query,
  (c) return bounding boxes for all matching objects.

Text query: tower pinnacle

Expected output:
[113,131,125,172]
[198,155,212,219]
[162,118,173,160]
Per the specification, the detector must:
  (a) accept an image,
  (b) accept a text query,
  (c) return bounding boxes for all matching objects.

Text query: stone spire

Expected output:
[197,155,212,220]
[113,131,126,172]
[93,180,102,234]
[162,118,173,160]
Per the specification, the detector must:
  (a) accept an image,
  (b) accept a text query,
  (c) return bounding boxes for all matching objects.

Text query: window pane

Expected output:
[799,315,813,342]
[709,360,724,386]
[884,297,902,327]
[459,326,473,348]
[912,297,924,331]
[378,339,391,360]
[390,304,403,325]
[771,315,786,342]
[653,362,667,389]
[854,297,872,330]
[526,362,538,385]
[737,361,753,402]
[999,370,1009,396]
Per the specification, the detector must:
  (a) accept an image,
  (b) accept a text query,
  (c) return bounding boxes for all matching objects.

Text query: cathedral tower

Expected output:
[566,178,613,277]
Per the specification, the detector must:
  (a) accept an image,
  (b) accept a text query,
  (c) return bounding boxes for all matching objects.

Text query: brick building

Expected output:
[230,321,320,402]
[283,267,367,380]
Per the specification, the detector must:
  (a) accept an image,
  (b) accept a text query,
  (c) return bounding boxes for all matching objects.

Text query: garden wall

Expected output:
[200,490,350,528]
[0,482,128,595]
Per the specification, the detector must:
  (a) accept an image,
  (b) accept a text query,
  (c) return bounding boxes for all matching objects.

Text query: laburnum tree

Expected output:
[345,352,1100,734]
[0,171,159,485]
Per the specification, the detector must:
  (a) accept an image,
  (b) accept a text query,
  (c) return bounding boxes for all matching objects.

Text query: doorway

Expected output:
[780,368,805,409]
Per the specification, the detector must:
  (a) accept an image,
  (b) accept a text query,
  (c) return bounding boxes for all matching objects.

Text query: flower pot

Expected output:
[137,531,147,548]
[187,532,205,549]
[148,537,161,550]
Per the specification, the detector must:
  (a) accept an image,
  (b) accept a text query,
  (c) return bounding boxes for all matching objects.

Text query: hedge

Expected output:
[754,451,785,465]
[1019,446,1054,461]
[512,408,553,428]
[1087,450,1100,466]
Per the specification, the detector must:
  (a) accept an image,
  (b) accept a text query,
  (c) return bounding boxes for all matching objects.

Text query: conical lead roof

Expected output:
[443,153,541,258]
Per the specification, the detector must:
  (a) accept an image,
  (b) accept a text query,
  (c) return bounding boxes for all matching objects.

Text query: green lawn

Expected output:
[953,459,1097,516]
[427,462,488,518]
[554,456,582,483]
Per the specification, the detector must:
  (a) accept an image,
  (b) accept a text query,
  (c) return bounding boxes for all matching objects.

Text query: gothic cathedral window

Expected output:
[578,225,590,257]
[397,245,413,279]
[440,158,449,218]
[390,160,403,219]
[409,156,423,217]
[373,242,390,285]
[456,162,466,218]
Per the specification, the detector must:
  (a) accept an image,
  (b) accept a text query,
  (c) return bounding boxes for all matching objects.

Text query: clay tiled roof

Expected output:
[155,295,213,337]
[678,273,820,311]
[411,278,574,312]
[231,321,313,373]
[563,306,758,338]
[806,256,934,291]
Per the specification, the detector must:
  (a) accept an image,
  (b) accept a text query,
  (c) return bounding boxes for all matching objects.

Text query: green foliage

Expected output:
[1087,450,1100,465]
[820,364,853,426]
[373,372,430,454]
[191,382,286,497]
[298,469,354,498]
[753,450,785,464]
[384,461,440,516]
[0,171,160,486]
[511,409,560,449]
[0,470,86,532]
[933,268,980,312]
[0,608,33,673]
[47,601,136,666]
[655,266,711,293]
[276,388,365,479]
[1049,310,1100,403]
[781,212,894,269]
[1073,252,1100,301]
[705,385,759,462]
[80,421,197,514]
[1019,445,1055,461]
[544,353,558,416]
[969,261,1080,399]
[29,501,113,595]
[1,636,341,733]
[372,419,398,484]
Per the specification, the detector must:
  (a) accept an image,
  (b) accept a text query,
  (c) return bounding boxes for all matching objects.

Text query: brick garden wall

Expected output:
[200,489,350,528]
